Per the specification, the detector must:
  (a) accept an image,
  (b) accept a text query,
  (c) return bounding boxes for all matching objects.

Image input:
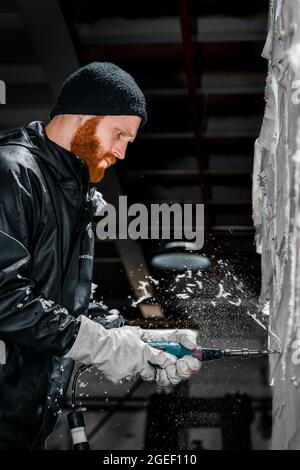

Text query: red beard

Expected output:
[70,116,116,183]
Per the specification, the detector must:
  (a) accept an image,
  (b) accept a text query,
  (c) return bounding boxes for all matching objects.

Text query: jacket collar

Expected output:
[0,121,107,216]
[24,121,89,188]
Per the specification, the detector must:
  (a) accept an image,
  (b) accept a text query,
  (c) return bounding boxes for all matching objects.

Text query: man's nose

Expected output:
[112,142,127,160]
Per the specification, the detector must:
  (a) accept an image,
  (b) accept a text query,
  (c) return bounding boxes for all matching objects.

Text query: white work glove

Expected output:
[64,316,177,385]
[140,329,202,387]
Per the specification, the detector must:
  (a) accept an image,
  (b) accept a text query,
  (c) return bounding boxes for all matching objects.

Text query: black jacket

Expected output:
[0,121,96,448]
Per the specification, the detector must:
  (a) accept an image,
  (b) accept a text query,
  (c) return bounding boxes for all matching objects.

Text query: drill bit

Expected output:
[221,348,280,358]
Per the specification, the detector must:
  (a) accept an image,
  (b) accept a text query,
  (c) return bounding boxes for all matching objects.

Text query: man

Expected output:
[0,62,200,449]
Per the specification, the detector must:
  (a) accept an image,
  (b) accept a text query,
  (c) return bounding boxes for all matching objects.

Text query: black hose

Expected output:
[71,364,91,409]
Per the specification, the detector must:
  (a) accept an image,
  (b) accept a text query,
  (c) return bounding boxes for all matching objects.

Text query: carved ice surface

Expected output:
[253,0,300,449]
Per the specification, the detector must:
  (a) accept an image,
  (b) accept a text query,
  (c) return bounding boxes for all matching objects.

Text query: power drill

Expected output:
[148,341,280,361]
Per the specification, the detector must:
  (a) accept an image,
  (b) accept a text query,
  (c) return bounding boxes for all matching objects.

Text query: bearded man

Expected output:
[0,62,201,449]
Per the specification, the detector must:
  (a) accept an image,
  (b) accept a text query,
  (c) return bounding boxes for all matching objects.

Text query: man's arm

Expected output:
[0,155,78,355]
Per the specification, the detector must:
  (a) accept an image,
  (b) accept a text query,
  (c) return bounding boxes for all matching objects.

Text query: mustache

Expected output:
[103,154,117,167]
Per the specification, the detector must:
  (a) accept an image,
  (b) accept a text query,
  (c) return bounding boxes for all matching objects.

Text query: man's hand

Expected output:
[64,316,178,385]
[140,329,201,386]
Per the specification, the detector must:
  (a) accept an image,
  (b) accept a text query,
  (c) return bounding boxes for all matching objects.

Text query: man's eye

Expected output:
[117,130,122,138]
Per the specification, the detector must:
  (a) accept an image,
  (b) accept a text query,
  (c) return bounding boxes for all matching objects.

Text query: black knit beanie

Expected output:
[49,62,147,126]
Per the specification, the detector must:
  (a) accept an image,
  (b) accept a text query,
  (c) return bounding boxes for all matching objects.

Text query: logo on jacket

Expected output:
[0,340,6,364]
[0,80,6,104]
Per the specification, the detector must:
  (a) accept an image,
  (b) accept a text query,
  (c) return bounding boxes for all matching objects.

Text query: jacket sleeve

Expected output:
[0,154,78,356]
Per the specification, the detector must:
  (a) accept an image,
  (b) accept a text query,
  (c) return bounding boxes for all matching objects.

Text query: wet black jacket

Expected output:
[0,121,96,448]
